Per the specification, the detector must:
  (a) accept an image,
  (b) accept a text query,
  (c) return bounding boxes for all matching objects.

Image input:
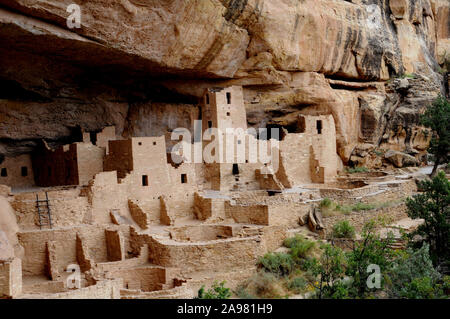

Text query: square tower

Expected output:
[202,86,247,133]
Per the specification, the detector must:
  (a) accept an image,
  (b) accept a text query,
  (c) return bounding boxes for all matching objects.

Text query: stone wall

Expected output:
[0,154,34,189]
[21,279,122,299]
[0,258,22,298]
[12,188,91,230]
[17,225,111,276]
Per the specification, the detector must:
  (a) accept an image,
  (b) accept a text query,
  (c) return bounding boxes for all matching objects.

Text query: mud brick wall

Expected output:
[225,202,269,225]
[0,154,35,189]
[140,235,261,274]
[21,279,122,299]
[0,258,22,298]
[18,226,110,276]
[268,203,310,228]
[168,225,233,242]
[12,188,91,230]
[105,266,166,291]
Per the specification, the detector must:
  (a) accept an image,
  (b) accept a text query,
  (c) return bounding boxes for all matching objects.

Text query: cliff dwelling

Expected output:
[0,0,449,302]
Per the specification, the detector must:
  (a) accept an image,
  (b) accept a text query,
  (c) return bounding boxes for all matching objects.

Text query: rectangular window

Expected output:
[232,164,239,175]
[208,121,213,128]
[226,92,231,104]
[0,168,6,177]
[142,175,148,186]
[206,94,210,105]
[89,132,97,145]
[226,112,231,117]
[181,174,187,184]
[21,167,28,177]
[316,120,323,135]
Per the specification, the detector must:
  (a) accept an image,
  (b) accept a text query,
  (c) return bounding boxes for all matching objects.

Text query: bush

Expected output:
[335,205,352,215]
[320,198,333,208]
[257,252,295,277]
[351,202,376,211]
[197,281,232,299]
[399,276,446,299]
[287,277,308,293]
[386,243,443,299]
[250,271,282,298]
[332,221,356,239]
[284,235,315,261]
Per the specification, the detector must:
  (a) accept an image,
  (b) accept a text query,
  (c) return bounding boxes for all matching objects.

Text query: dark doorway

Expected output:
[142,175,149,186]
[232,164,239,175]
[21,167,28,177]
[316,120,323,135]
[1,168,7,177]
[226,92,231,104]
[90,132,98,145]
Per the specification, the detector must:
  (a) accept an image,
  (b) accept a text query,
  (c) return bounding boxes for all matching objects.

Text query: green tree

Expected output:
[304,244,348,299]
[406,171,450,270]
[345,220,395,298]
[386,243,443,298]
[420,95,450,177]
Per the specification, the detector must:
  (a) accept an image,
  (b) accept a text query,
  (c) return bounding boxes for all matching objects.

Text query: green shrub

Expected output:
[257,252,295,277]
[287,277,308,293]
[332,221,356,239]
[346,167,369,174]
[320,198,333,208]
[250,271,282,298]
[336,205,352,215]
[235,286,257,299]
[197,281,232,299]
[284,235,315,260]
[386,243,443,299]
[351,202,376,211]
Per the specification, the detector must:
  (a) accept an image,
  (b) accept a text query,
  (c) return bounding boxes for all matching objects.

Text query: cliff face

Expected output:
[0,0,448,166]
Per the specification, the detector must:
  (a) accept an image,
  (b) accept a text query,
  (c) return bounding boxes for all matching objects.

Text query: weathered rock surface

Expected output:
[0,195,24,260]
[384,150,419,168]
[0,0,448,165]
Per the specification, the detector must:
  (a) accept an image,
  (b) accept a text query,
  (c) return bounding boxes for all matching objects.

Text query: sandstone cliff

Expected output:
[0,0,449,167]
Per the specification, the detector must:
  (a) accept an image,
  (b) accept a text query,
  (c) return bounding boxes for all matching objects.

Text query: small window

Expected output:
[21,167,28,177]
[138,142,142,146]
[181,174,187,184]
[226,92,231,104]
[206,94,210,105]
[153,142,157,146]
[237,140,242,145]
[142,175,149,186]
[226,112,231,117]
[89,132,97,145]
[0,168,6,177]
[232,164,239,175]
[208,121,213,129]
[316,120,323,135]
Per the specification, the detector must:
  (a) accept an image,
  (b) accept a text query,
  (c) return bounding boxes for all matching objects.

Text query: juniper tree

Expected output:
[420,95,450,177]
